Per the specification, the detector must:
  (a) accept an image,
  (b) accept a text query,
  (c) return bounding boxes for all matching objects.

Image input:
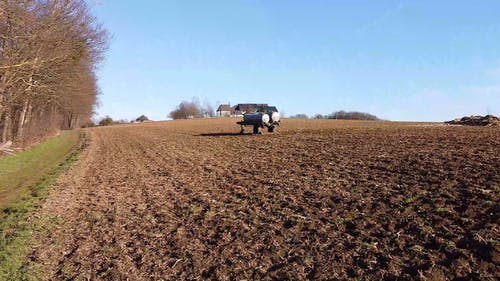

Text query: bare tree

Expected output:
[201,100,215,118]
[169,100,203,120]
[0,0,108,145]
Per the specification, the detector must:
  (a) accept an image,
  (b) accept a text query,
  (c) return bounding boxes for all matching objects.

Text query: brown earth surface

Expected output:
[32,119,499,280]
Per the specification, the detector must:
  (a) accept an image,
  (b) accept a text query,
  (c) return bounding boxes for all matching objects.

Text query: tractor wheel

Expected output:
[253,125,261,135]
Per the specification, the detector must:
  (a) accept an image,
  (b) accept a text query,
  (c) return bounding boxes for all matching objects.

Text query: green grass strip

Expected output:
[0,131,86,280]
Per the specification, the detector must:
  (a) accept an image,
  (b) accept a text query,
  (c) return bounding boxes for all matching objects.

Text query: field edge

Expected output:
[0,130,88,280]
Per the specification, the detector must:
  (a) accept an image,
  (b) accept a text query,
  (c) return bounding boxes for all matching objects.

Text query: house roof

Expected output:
[265,106,278,112]
[234,103,268,112]
[217,104,232,111]
[218,103,278,113]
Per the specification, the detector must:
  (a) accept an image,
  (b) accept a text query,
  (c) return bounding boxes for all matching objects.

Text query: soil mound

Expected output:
[445,115,499,126]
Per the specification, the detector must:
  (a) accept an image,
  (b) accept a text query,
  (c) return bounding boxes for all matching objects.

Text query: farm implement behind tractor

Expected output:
[237,106,281,134]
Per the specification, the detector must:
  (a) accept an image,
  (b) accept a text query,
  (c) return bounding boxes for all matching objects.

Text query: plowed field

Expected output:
[33,119,499,280]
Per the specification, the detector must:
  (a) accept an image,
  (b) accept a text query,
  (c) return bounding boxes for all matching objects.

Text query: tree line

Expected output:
[96,99,215,125]
[0,0,107,145]
[97,115,150,126]
[97,107,380,125]
[290,111,379,120]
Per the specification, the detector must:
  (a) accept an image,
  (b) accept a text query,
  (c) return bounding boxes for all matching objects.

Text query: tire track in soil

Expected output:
[32,120,499,280]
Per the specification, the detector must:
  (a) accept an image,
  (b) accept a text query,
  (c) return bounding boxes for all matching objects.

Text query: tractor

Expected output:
[237,106,280,134]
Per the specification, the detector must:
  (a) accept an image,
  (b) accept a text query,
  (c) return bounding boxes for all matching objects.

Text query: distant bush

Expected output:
[289,113,309,119]
[114,119,129,124]
[327,111,379,120]
[98,116,114,126]
[98,116,129,126]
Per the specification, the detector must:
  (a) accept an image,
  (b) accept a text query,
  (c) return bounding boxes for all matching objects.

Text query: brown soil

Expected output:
[33,119,499,280]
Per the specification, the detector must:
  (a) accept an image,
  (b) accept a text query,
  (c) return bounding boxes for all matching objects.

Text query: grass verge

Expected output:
[0,130,86,280]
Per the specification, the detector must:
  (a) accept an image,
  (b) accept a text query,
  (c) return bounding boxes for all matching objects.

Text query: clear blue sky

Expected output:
[93,0,500,121]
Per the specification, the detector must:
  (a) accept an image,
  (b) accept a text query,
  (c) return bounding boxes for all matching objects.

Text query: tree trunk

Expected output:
[16,101,29,140]
[2,110,11,143]
[0,73,8,125]
[68,112,74,129]
[24,103,33,126]
[1,85,12,143]
[68,113,74,129]
[72,114,79,129]
[0,90,3,121]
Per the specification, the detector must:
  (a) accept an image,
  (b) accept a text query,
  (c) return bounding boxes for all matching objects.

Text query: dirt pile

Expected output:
[445,115,500,126]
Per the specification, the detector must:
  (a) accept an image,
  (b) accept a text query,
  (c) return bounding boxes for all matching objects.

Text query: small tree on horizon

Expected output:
[169,98,215,119]
[169,100,203,119]
[289,113,309,119]
[136,115,149,122]
[98,116,114,126]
